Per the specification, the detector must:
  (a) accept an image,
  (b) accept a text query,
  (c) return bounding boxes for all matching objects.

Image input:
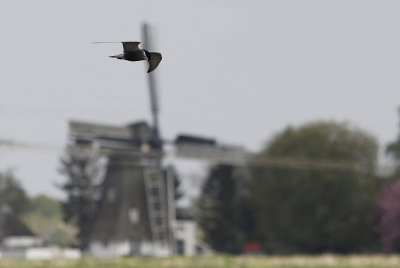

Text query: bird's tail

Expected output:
[109,54,124,59]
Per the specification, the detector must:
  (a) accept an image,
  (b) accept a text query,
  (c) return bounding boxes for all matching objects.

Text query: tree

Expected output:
[59,149,102,251]
[21,195,75,247]
[386,108,400,177]
[374,180,400,252]
[251,121,380,253]
[164,165,183,201]
[196,165,254,253]
[374,108,400,252]
[29,195,63,218]
[0,170,30,216]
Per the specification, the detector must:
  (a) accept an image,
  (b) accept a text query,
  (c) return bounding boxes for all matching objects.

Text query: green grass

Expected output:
[0,255,400,268]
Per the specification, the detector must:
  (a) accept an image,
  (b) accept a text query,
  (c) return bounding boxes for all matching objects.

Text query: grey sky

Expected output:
[1,1,400,198]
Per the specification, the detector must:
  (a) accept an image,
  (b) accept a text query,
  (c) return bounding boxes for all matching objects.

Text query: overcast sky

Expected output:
[1,0,400,198]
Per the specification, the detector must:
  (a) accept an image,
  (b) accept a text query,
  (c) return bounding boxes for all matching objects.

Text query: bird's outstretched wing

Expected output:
[122,42,141,53]
[147,52,162,73]
[93,41,123,45]
[93,41,141,52]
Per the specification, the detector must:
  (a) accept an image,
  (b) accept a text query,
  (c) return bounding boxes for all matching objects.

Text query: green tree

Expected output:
[373,108,400,252]
[197,165,254,253]
[59,149,100,251]
[0,170,30,216]
[251,121,380,253]
[21,195,75,247]
[29,195,63,219]
[386,108,400,177]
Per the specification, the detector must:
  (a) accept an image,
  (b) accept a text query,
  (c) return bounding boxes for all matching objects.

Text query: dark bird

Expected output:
[94,41,162,73]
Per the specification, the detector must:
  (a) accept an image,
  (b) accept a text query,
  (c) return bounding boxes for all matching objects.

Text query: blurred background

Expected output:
[1,0,400,260]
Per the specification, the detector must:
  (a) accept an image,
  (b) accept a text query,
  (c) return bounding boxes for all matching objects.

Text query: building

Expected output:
[69,120,174,257]
[0,206,42,258]
[0,206,81,260]
[174,209,213,257]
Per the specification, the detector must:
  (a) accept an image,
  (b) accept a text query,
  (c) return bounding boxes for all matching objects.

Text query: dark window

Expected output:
[176,239,184,255]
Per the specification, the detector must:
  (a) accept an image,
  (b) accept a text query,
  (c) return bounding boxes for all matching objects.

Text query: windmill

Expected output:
[66,23,174,257]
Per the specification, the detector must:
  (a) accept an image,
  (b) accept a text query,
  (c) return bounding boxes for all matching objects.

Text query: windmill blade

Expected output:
[142,22,161,146]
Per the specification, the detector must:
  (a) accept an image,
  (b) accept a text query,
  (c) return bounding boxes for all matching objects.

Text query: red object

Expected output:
[243,242,260,252]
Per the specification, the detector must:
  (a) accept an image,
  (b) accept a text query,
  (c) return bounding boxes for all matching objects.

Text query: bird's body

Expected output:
[110,50,147,61]
[125,49,148,61]
[95,41,162,73]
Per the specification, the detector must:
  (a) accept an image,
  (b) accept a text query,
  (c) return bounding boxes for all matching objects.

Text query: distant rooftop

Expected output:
[0,206,35,237]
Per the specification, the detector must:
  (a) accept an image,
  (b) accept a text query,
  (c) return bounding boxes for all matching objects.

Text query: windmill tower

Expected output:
[68,120,173,257]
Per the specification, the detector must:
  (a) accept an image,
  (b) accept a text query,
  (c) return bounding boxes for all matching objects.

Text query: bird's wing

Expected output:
[93,42,122,43]
[147,52,162,73]
[122,42,141,53]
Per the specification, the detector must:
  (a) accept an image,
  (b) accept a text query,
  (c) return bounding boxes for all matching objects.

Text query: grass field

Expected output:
[0,255,400,268]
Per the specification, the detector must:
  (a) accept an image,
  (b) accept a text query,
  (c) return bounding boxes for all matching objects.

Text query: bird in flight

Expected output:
[94,41,162,73]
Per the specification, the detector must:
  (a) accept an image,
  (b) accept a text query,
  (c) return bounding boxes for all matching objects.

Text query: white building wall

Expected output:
[62,248,82,259]
[174,220,197,256]
[89,241,130,258]
[88,240,171,257]
[2,236,42,249]
[174,219,214,256]
[140,241,171,257]
[25,247,60,260]
[0,247,81,260]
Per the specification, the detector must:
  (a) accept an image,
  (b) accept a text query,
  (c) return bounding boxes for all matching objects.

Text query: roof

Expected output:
[0,207,35,237]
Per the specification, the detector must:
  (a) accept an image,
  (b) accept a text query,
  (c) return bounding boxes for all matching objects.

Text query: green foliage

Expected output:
[59,149,100,250]
[21,195,76,247]
[0,170,75,247]
[0,170,30,216]
[48,227,75,247]
[29,195,63,219]
[251,121,381,253]
[197,165,254,253]
[373,108,400,252]
[174,172,184,201]
[386,108,400,177]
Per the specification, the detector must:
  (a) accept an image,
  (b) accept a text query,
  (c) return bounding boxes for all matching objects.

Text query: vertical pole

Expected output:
[142,22,161,149]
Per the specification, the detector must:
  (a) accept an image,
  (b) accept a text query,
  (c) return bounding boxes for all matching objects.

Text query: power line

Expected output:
[0,137,366,172]
[0,139,61,151]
